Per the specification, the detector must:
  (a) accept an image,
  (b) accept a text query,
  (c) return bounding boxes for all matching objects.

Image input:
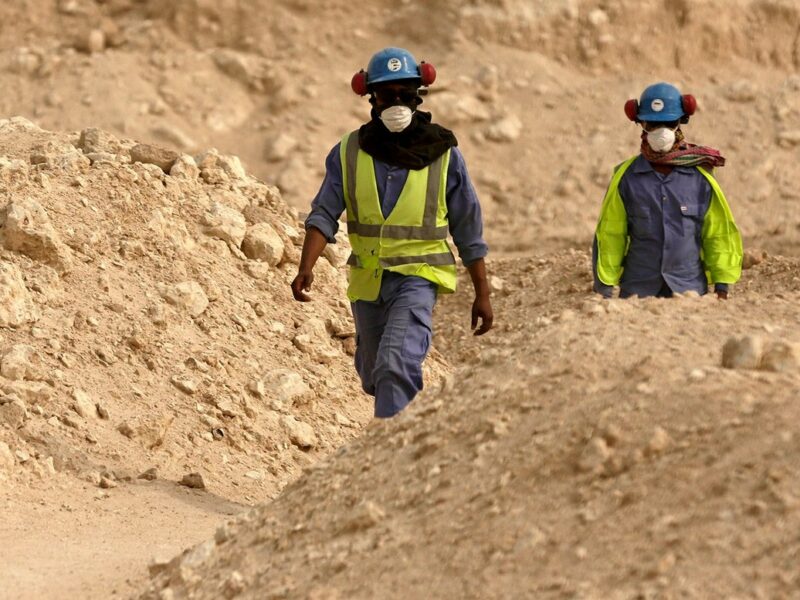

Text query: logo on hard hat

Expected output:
[651,99,665,112]
[387,58,402,72]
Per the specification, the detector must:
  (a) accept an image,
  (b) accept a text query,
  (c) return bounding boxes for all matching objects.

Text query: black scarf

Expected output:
[358,110,458,170]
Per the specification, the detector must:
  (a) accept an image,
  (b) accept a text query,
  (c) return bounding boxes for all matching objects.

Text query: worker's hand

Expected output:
[291,270,315,302]
[715,290,728,300]
[471,294,494,336]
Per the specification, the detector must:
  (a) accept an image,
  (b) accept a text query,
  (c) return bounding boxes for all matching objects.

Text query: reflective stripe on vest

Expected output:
[343,131,449,241]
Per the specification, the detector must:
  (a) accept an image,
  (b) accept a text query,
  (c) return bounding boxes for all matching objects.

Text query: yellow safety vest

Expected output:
[595,157,743,286]
[340,131,457,302]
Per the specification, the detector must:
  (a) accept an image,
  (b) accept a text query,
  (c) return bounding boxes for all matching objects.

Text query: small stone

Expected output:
[282,415,317,449]
[244,470,262,480]
[0,263,40,327]
[587,8,609,27]
[171,375,199,395]
[202,203,247,247]
[159,281,209,317]
[760,341,800,373]
[242,223,284,265]
[647,426,672,455]
[169,154,200,179]
[742,250,765,270]
[99,476,118,489]
[138,467,158,481]
[130,143,179,173]
[722,335,764,370]
[180,472,206,490]
[0,398,28,428]
[96,403,110,420]
[72,389,97,418]
[247,379,266,398]
[489,276,505,293]
[77,28,106,54]
[264,369,311,405]
[688,368,706,381]
[577,437,611,474]
[1,344,36,381]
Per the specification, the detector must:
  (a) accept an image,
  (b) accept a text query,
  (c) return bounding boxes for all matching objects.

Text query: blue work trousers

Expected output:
[351,272,436,418]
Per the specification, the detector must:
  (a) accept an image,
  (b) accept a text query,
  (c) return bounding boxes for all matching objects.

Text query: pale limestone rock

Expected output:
[760,341,800,373]
[282,414,317,449]
[292,318,339,364]
[0,157,29,187]
[578,437,612,473]
[242,223,284,265]
[0,396,28,428]
[0,263,39,327]
[159,281,209,317]
[1,344,37,380]
[78,128,120,154]
[72,389,97,419]
[197,149,247,183]
[202,203,246,247]
[722,335,764,370]
[130,143,178,173]
[169,155,200,179]
[117,415,174,449]
[263,369,311,405]
[1,380,51,404]
[1,199,73,274]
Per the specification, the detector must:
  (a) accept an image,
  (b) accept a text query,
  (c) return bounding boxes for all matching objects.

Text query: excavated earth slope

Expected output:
[140,253,800,600]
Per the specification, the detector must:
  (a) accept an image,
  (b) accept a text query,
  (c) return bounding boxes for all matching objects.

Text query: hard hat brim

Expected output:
[368,73,422,86]
[637,111,684,122]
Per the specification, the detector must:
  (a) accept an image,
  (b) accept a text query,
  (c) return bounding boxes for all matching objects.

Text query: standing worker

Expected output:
[593,82,743,299]
[291,47,493,418]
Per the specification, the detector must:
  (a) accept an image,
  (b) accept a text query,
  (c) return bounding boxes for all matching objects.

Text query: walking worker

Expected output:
[291,47,493,418]
[593,82,743,299]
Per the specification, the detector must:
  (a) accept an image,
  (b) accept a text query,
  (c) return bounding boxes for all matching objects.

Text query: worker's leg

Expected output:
[372,275,437,418]
[351,299,387,397]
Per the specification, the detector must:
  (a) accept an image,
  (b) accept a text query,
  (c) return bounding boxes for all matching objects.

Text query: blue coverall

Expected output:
[306,144,488,417]
[593,155,729,298]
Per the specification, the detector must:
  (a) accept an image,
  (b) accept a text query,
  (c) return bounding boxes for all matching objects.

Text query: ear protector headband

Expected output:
[350,61,437,96]
[624,94,697,123]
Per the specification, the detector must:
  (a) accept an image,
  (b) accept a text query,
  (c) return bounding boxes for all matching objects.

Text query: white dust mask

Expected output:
[646,127,676,153]
[380,105,413,133]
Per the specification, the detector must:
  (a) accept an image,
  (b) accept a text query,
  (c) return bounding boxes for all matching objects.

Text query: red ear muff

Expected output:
[419,61,436,86]
[624,99,639,122]
[351,70,368,96]
[681,94,696,116]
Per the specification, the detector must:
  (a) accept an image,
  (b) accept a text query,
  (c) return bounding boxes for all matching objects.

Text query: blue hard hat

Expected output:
[636,82,686,122]
[366,47,422,86]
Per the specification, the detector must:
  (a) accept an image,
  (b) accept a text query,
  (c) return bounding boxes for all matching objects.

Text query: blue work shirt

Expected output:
[593,155,728,298]
[305,143,488,266]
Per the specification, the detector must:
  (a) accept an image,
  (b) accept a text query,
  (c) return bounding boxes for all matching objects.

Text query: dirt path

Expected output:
[0,479,245,600]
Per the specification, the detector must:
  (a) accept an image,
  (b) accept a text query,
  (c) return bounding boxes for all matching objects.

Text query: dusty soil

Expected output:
[0,0,799,599]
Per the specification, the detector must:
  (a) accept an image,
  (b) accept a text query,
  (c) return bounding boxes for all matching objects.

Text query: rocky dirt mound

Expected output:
[140,252,800,599]
[0,117,447,503]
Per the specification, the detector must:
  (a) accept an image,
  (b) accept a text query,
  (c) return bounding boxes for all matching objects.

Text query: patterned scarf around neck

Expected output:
[640,128,726,168]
